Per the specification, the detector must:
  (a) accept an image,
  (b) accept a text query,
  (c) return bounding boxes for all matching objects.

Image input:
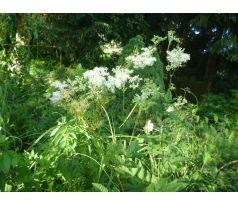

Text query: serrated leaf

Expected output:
[92,183,108,192]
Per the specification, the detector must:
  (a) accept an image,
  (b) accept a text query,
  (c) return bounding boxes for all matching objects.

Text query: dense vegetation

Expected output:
[0,14,238,192]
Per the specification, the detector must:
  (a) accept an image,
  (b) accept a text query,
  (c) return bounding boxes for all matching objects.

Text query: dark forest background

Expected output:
[1,14,238,97]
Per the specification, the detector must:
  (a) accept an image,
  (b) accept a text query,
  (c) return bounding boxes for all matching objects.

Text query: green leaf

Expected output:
[0,153,11,174]
[146,178,187,192]
[214,115,218,123]
[4,184,12,192]
[203,152,211,165]
[50,126,61,137]
[137,167,145,180]
[92,183,108,192]
[0,175,6,192]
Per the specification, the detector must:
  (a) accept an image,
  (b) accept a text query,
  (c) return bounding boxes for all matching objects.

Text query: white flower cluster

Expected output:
[83,66,141,93]
[49,65,142,104]
[166,96,188,112]
[83,67,109,88]
[139,89,154,101]
[105,67,133,92]
[166,46,190,71]
[50,91,62,104]
[49,80,68,103]
[49,78,86,104]
[129,75,142,90]
[126,47,157,69]
[101,40,123,55]
[52,80,68,90]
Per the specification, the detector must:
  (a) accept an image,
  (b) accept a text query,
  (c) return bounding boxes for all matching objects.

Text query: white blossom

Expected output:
[140,90,152,101]
[49,77,87,104]
[126,46,157,69]
[49,91,62,103]
[129,75,142,89]
[112,66,133,89]
[105,76,116,93]
[105,66,133,92]
[83,67,109,88]
[166,46,190,71]
[174,96,187,108]
[166,106,174,112]
[101,40,123,55]
[49,80,67,104]
[166,96,187,112]
[144,120,154,134]
[52,80,68,90]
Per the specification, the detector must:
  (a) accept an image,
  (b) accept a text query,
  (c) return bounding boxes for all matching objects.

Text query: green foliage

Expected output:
[0,25,238,192]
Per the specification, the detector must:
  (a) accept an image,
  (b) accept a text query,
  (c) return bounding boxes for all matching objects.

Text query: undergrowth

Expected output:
[0,32,238,192]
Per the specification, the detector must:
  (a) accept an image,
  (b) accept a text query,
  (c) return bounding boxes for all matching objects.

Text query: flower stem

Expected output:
[122,87,125,117]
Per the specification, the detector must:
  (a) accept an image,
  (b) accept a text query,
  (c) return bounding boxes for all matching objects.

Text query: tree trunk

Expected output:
[11,14,30,73]
[15,14,25,46]
[203,53,220,93]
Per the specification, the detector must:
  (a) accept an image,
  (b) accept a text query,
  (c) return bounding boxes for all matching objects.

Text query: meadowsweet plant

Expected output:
[101,40,123,55]
[2,30,238,192]
[48,31,191,135]
[81,66,140,93]
[167,30,180,47]
[166,96,188,112]
[49,90,62,104]
[125,46,157,69]
[166,46,190,71]
[133,79,161,111]
[49,76,87,104]
[83,67,109,88]
[106,68,129,92]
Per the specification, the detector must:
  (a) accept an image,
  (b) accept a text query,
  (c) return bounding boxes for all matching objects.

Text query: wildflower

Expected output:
[52,80,68,90]
[166,46,190,71]
[112,66,133,89]
[105,66,133,92]
[144,120,154,134]
[129,75,142,89]
[133,79,160,110]
[174,96,187,108]
[140,90,152,101]
[49,91,62,103]
[83,67,109,88]
[166,96,187,112]
[101,40,123,55]
[105,76,116,93]
[126,46,157,69]
[166,106,174,112]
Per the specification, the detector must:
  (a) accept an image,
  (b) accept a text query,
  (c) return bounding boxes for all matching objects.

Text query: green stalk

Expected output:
[132,109,141,137]
[122,86,125,118]
[119,104,137,128]
[101,105,116,144]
